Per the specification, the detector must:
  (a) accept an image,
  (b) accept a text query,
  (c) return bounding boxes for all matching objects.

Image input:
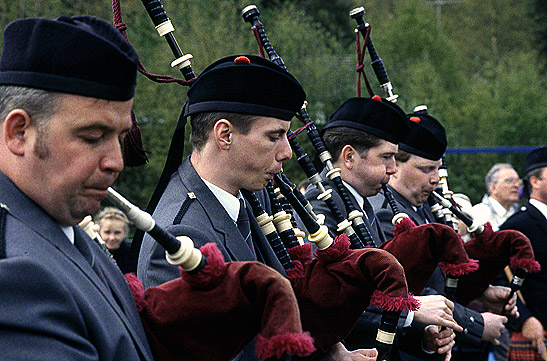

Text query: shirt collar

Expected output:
[342,180,365,211]
[486,195,512,217]
[202,178,242,223]
[61,225,75,244]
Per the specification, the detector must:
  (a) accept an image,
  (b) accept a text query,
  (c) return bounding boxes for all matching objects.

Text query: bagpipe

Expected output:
[429,188,541,308]
[106,187,315,361]
[252,176,419,358]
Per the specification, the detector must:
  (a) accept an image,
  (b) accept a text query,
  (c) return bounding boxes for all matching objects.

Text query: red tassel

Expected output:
[123,111,150,167]
[392,217,416,236]
[470,222,494,243]
[255,332,315,360]
[286,259,307,283]
[438,259,479,276]
[287,243,313,264]
[510,256,541,273]
[370,289,420,312]
[314,233,351,262]
[180,243,226,289]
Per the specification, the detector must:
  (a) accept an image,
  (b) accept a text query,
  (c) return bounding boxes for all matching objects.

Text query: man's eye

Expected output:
[81,136,101,143]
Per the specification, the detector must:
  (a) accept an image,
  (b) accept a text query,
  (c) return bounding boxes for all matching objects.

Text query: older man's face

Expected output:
[490,167,521,206]
[22,94,133,226]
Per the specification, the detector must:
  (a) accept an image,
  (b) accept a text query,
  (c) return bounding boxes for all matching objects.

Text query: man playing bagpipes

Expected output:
[500,147,547,361]
[304,96,463,360]
[369,109,519,361]
[137,54,379,360]
[0,15,156,360]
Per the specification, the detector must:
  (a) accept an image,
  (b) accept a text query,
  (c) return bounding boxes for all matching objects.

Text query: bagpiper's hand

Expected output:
[79,215,104,244]
[481,312,507,345]
[477,285,519,317]
[423,325,456,355]
[319,343,378,361]
[414,295,463,332]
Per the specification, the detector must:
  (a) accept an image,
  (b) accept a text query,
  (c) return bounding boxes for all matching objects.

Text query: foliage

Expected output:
[0,0,545,208]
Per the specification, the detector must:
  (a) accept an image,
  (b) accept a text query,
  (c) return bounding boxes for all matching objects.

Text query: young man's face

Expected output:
[22,94,132,226]
[228,116,292,192]
[390,155,442,207]
[343,140,399,198]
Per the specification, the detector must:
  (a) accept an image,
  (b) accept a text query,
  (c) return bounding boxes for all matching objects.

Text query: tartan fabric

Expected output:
[508,331,547,361]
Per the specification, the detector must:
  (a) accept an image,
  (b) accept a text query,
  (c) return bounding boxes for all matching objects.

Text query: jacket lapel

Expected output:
[178,159,256,262]
[526,202,547,236]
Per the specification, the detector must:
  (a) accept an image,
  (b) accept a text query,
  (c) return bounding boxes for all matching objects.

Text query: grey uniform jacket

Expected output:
[138,156,286,289]
[0,172,153,361]
[369,186,486,347]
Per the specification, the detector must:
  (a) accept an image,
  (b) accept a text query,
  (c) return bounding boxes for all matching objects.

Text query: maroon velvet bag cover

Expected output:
[380,218,478,295]
[456,223,541,306]
[126,243,315,361]
[286,234,419,353]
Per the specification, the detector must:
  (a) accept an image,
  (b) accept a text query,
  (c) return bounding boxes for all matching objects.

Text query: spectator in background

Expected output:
[471,163,521,231]
[96,207,136,274]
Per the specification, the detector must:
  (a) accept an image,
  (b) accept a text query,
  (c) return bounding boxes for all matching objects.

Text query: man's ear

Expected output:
[212,118,233,150]
[340,144,357,170]
[488,181,497,195]
[529,174,542,190]
[3,109,33,156]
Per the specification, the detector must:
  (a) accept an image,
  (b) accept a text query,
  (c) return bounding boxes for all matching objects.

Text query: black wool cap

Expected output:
[322,97,409,144]
[0,15,138,101]
[183,55,306,121]
[525,146,547,174]
[399,112,447,161]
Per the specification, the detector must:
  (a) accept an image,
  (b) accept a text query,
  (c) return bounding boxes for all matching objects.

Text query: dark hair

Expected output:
[522,167,544,199]
[322,126,383,161]
[189,112,260,150]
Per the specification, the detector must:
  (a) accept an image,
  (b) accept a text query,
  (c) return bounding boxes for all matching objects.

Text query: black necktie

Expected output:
[73,227,127,311]
[417,206,429,224]
[73,227,108,285]
[237,198,254,253]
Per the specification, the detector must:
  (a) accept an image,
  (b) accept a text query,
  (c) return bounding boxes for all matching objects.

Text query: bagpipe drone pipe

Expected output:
[106,187,315,361]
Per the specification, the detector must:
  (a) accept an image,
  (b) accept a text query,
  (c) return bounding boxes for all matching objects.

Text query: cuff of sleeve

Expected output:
[404,311,414,328]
